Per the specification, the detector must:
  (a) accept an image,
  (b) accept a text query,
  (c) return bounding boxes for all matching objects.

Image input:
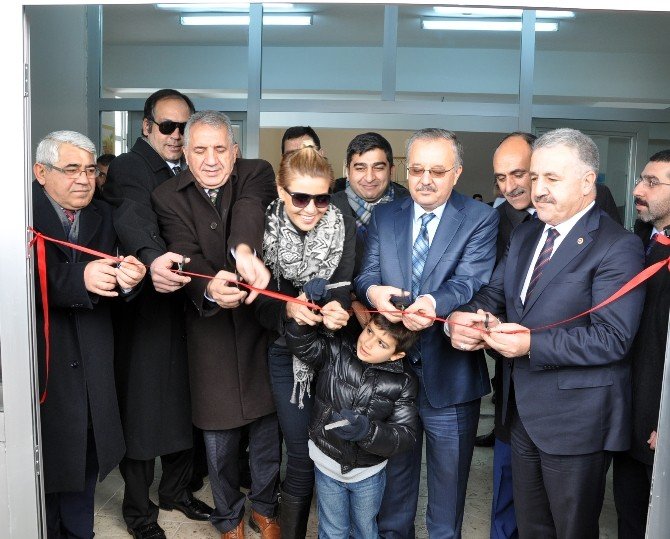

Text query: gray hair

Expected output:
[406,128,464,167]
[533,128,599,174]
[184,110,235,148]
[36,130,97,166]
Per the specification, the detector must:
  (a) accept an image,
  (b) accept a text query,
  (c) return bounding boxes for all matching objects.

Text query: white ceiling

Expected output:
[102,4,670,54]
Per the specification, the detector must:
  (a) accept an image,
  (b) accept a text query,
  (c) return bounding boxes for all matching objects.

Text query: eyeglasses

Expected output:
[46,164,99,178]
[635,176,670,189]
[407,164,458,179]
[152,119,187,135]
[287,191,331,209]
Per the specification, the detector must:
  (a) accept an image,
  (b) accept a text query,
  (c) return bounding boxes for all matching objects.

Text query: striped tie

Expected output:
[645,232,658,259]
[525,227,559,301]
[208,188,220,206]
[411,212,435,300]
[172,165,181,176]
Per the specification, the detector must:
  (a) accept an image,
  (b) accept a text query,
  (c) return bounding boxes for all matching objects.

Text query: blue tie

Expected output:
[412,212,435,300]
[525,227,559,301]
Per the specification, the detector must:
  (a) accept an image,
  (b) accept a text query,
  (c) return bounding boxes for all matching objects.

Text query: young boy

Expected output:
[285,313,419,539]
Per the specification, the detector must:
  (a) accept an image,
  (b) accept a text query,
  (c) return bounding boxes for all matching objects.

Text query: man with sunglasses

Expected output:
[105,89,214,539]
[355,128,499,538]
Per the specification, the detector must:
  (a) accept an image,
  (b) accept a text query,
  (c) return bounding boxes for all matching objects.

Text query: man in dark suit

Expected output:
[450,128,645,538]
[32,130,145,538]
[104,89,213,539]
[613,150,670,538]
[152,110,280,538]
[355,128,499,538]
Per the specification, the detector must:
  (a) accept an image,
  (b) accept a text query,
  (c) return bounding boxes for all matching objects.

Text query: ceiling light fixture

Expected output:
[157,3,295,12]
[180,14,312,26]
[432,7,574,19]
[421,20,558,32]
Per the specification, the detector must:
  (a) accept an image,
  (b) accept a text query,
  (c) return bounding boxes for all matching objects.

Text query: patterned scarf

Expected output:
[345,181,395,231]
[263,198,346,407]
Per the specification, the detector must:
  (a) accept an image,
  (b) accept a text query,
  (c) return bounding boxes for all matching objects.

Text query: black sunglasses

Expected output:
[152,119,187,135]
[287,191,331,209]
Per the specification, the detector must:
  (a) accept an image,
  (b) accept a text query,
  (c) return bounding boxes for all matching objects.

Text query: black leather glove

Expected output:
[303,277,332,303]
[331,409,370,442]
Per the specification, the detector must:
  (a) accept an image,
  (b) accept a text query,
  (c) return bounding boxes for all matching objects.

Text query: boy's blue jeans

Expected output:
[315,466,386,539]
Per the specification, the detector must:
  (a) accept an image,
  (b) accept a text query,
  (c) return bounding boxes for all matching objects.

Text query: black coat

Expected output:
[628,222,670,465]
[285,320,419,474]
[104,137,192,459]
[32,181,126,493]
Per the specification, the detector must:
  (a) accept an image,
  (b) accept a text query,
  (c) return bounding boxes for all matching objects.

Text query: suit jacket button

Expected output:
[70,361,79,368]
[210,222,217,230]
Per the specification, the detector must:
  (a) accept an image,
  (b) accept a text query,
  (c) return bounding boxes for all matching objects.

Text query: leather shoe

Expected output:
[249,509,280,539]
[474,430,495,448]
[159,494,213,521]
[221,519,245,539]
[127,522,166,539]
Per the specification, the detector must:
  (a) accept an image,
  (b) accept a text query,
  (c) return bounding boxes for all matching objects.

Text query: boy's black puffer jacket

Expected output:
[285,320,419,475]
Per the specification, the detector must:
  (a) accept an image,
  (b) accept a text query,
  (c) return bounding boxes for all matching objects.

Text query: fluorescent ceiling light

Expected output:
[432,7,574,19]
[180,14,311,26]
[157,3,294,12]
[422,20,558,32]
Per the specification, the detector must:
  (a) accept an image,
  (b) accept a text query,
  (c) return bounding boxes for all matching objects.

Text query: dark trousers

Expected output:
[45,429,98,539]
[510,406,610,539]
[204,413,280,533]
[268,343,315,498]
[613,451,653,539]
[119,447,193,529]
[378,367,480,539]
[491,438,518,539]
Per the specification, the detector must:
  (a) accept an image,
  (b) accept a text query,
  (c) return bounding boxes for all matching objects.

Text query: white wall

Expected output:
[27,5,89,153]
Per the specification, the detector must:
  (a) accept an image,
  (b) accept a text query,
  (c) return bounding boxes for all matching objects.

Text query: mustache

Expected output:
[634,197,648,207]
[414,185,438,193]
[534,194,555,204]
[507,187,526,197]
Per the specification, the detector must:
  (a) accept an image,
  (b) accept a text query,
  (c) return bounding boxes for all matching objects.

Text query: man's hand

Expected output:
[351,299,372,327]
[115,255,146,290]
[367,286,408,323]
[150,252,191,293]
[84,258,119,297]
[448,310,493,351]
[321,301,350,331]
[206,270,248,308]
[234,244,270,304]
[286,293,323,326]
[481,323,531,358]
[648,430,658,451]
[402,296,435,331]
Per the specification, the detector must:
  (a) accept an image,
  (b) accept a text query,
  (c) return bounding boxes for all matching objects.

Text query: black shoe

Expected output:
[474,430,495,448]
[159,494,213,521]
[188,474,205,493]
[127,522,166,539]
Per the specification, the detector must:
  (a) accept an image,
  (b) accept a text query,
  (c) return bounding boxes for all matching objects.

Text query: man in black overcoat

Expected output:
[32,130,145,538]
[104,89,213,539]
[613,150,670,538]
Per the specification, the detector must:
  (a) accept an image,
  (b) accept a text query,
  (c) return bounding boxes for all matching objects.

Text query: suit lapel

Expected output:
[76,204,103,261]
[512,225,542,317]
[32,182,72,260]
[420,195,464,291]
[394,198,413,292]
[522,207,598,316]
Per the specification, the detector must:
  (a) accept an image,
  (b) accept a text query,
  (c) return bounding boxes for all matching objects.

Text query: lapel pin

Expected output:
[577,237,584,245]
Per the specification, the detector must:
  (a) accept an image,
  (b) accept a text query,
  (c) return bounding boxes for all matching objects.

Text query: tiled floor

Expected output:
[94,360,618,538]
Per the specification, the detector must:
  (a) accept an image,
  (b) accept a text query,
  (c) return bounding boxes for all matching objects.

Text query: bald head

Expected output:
[493,135,533,211]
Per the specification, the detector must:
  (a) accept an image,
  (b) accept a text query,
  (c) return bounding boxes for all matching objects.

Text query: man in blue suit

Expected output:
[449,128,645,539]
[355,128,499,538]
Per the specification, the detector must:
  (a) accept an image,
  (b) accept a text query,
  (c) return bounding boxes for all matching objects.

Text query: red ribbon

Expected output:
[28,228,670,403]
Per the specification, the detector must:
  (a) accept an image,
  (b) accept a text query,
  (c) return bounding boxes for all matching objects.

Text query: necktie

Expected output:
[208,188,220,206]
[411,212,435,300]
[525,228,559,301]
[62,208,76,223]
[172,165,181,176]
[645,232,658,259]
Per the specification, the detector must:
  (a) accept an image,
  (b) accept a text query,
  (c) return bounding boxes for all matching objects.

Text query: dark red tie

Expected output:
[62,208,76,223]
[526,228,559,301]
